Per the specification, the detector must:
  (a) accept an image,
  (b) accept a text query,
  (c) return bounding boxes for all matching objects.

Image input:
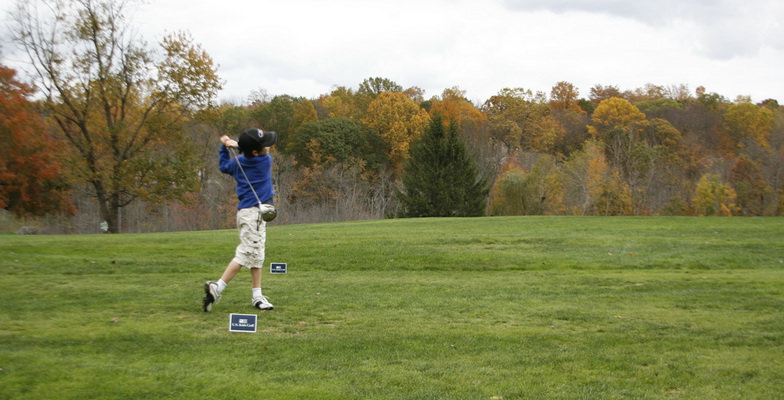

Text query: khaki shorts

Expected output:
[233,207,266,269]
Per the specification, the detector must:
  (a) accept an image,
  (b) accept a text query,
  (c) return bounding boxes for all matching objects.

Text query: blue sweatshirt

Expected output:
[219,146,275,210]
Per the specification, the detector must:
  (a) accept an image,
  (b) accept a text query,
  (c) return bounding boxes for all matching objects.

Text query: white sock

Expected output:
[252,288,262,298]
[217,279,227,293]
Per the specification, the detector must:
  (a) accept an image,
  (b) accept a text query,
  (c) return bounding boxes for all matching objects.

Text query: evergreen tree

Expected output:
[396,115,488,217]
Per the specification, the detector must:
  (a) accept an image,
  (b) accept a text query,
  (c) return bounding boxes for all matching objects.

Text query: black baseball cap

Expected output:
[238,128,277,151]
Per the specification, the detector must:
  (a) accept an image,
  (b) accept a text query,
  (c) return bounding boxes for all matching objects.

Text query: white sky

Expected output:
[1,0,782,105]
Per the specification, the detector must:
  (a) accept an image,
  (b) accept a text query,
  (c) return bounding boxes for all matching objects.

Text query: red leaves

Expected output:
[0,65,75,217]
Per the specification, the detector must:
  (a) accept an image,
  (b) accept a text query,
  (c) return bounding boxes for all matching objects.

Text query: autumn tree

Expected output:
[557,140,631,215]
[251,95,311,152]
[548,82,589,157]
[664,84,692,101]
[729,154,771,215]
[556,140,603,215]
[758,99,780,110]
[355,77,404,115]
[592,169,633,216]
[487,161,528,216]
[362,91,430,171]
[426,87,498,187]
[636,118,689,213]
[294,100,318,128]
[217,104,254,135]
[428,86,487,130]
[549,81,584,114]
[482,89,525,153]
[488,156,556,216]
[481,88,552,154]
[550,106,590,157]
[636,98,683,121]
[693,173,738,216]
[723,102,774,150]
[0,64,74,217]
[289,117,383,169]
[396,115,488,217]
[625,83,667,103]
[695,87,730,110]
[320,86,361,120]
[529,113,567,154]
[671,91,729,158]
[403,86,425,103]
[589,84,623,106]
[588,97,650,181]
[11,0,222,232]
[358,77,403,97]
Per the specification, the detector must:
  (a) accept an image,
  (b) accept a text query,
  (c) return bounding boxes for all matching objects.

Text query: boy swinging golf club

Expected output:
[203,128,278,312]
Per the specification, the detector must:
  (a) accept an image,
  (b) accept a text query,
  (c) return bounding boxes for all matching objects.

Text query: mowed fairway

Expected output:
[1,216,782,399]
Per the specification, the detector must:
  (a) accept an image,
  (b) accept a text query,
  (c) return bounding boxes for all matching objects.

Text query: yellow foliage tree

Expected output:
[362,91,430,171]
[593,170,632,216]
[693,173,739,216]
[588,97,650,179]
[320,86,359,119]
[293,100,318,127]
[588,97,649,137]
[482,88,546,153]
[529,114,566,154]
[723,102,774,149]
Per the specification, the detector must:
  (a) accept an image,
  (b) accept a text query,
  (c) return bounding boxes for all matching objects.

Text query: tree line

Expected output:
[2,0,782,233]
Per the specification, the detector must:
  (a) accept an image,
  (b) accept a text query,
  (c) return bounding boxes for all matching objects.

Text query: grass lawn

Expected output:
[1,216,782,399]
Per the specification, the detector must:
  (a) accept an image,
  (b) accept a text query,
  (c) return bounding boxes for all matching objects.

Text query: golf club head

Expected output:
[261,205,277,222]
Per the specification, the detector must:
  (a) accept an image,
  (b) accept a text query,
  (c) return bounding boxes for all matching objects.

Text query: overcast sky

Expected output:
[1,0,782,105]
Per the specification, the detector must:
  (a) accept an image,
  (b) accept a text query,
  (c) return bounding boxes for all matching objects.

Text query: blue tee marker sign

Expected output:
[229,313,257,333]
[270,262,287,274]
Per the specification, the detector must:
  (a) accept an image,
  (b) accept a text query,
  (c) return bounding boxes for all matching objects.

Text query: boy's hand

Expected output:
[221,135,239,148]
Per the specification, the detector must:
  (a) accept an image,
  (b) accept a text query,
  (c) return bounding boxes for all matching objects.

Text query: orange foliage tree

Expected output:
[0,64,74,217]
[428,87,487,130]
[549,81,584,114]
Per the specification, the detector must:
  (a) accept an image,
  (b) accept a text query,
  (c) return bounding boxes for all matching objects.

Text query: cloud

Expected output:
[129,0,781,103]
[501,0,717,24]
[2,0,781,103]
[500,0,784,59]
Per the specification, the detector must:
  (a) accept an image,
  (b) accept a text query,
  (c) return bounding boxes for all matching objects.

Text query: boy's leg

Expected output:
[203,260,244,312]
[221,260,244,284]
[250,267,273,310]
[205,208,263,312]
[250,267,262,288]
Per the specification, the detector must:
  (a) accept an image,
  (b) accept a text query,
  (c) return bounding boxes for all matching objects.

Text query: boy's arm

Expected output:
[218,136,239,174]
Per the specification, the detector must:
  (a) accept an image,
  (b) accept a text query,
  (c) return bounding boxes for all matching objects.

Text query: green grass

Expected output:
[1,216,782,399]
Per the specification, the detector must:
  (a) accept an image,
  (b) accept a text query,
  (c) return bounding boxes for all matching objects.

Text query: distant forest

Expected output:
[4,70,782,234]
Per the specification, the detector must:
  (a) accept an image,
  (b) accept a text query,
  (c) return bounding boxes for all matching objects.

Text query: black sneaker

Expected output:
[252,295,274,310]
[203,281,221,312]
